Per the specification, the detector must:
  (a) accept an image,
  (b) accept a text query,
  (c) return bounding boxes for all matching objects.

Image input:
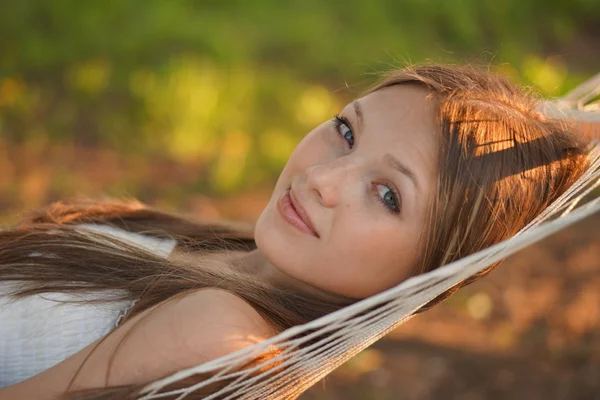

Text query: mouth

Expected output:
[277,187,319,238]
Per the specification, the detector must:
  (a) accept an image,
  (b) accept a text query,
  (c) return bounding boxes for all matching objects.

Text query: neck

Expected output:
[169,247,349,304]
[234,249,351,304]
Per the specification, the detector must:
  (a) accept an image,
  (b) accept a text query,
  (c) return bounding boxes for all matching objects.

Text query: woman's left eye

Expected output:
[375,184,401,214]
[333,116,355,148]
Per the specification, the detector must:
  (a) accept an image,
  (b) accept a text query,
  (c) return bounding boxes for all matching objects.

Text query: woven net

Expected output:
[139,74,600,400]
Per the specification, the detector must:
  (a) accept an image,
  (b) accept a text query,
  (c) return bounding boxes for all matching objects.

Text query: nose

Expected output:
[305,157,360,208]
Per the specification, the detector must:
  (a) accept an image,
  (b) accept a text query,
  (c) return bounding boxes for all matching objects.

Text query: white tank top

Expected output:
[0,224,177,388]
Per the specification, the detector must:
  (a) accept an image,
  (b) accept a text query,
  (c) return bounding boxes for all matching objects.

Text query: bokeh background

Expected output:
[1,1,599,399]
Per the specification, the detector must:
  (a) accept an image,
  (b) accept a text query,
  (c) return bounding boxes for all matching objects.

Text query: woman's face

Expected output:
[255,84,439,299]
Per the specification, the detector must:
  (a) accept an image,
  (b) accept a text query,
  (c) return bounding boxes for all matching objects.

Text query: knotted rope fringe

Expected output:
[140,77,600,400]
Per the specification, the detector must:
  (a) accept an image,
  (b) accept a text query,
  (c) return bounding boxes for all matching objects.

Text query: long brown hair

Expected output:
[0,64,591,399]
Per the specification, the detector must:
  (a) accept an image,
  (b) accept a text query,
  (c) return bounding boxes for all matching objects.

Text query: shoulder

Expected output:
[166,289,275,350]
[19,289,274,396]
[101,288,274,385]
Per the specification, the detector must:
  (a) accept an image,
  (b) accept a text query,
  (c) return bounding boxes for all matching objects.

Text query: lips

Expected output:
[277,188,319,237]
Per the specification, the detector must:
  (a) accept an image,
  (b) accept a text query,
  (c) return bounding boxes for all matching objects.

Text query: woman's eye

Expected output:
[340,123,354,147]
[334,116,355,148]
[375,184,401,214]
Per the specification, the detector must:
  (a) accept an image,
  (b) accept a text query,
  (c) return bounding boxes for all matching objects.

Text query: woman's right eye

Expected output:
[333,115,355,149]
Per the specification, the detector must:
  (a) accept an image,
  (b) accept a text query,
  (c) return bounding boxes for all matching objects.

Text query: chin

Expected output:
[254,203,300,272]
[254,202,281,259]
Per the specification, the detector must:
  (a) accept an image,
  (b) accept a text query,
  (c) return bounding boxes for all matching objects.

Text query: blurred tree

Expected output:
[0,0,598,195]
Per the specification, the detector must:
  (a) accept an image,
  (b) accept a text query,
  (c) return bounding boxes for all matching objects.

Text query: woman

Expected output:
[0,65,591,399]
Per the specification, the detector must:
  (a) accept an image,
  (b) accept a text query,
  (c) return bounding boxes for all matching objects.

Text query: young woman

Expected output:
[0,65,591,399]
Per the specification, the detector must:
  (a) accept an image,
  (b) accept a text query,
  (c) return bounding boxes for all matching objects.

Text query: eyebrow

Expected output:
[352,100,364,132]
[351,100,419,192]
[384,153,419,191]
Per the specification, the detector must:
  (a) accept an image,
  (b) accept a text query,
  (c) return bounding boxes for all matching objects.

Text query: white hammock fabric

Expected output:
[139,75,600,400]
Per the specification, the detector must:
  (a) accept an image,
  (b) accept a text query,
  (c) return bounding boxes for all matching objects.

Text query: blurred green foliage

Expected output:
[0,0,599,194]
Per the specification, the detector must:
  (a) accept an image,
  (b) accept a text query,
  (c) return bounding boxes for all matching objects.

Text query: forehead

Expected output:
[351,84,439,173]
[356,84,439,140]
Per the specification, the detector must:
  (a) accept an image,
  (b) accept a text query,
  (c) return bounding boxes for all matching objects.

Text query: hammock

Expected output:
[139,74,600,400]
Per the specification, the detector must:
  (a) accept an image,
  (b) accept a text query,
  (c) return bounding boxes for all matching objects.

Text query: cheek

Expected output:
[320,220,417,288]
[330,222,408,265]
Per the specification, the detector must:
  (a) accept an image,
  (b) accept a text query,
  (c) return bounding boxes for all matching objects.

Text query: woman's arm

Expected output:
[0,289,273,400]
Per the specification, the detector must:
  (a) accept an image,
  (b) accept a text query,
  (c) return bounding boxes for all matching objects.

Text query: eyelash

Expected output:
[333,115,354,148]
[374,181,402,215]
[332,115,402,215]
